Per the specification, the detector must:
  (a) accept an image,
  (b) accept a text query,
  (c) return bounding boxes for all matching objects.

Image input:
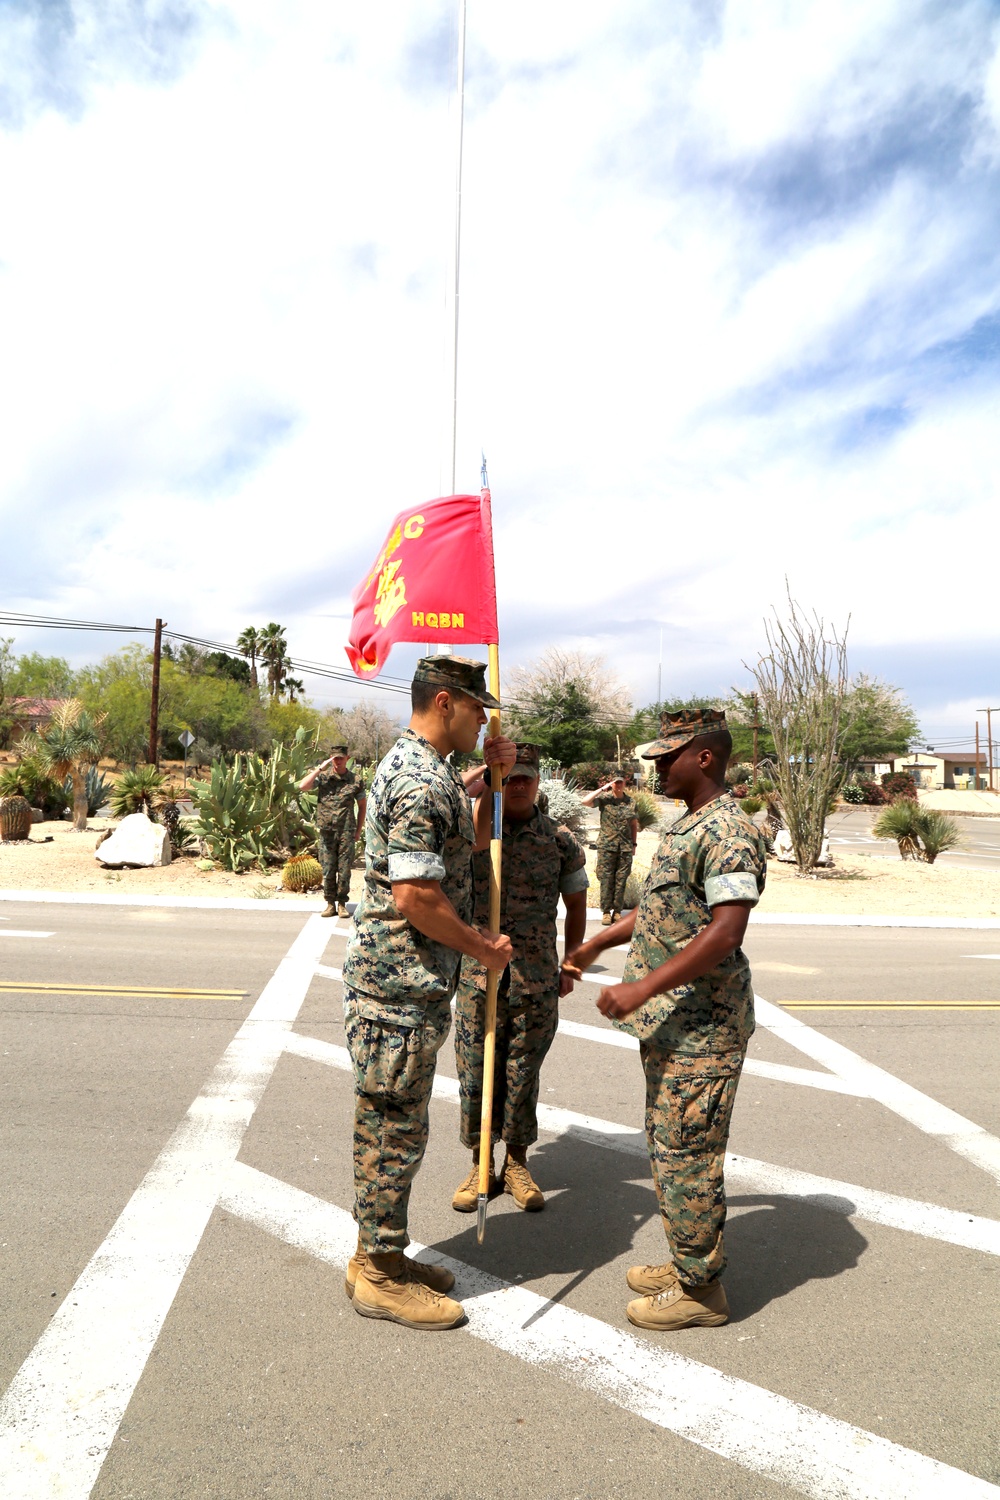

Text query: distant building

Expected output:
[3,697,65,741]
[894,752,990,790]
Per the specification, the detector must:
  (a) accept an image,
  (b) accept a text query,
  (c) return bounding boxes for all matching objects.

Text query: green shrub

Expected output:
[880,771,918,803]
[538,779,586,839]
[569,761,627,790]
[110,765,165,818]
[841,782,867,804]
[725,764,753,788]
[0,754,69,816]
[740,795,765,816]
[622,863,649,910]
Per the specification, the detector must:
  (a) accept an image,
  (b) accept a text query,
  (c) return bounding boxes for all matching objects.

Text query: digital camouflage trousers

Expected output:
[344,988,452,1255]
[597,840,633,913]
[639,1044,745,1287]
[454,976,559,1151]
[318,825,354,904]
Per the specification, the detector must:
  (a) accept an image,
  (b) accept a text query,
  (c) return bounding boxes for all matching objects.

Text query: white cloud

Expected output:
[1,0,999,743]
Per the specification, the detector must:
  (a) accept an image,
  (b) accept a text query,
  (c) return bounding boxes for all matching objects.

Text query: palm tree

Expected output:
[35,700,102,831]
[237,626,261,690]
[283,674,306,703]
[259,623,288,700]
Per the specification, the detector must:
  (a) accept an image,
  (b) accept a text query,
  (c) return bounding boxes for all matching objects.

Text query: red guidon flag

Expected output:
[345,490,499,677]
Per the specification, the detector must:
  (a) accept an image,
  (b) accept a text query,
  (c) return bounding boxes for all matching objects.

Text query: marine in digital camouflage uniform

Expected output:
[340,655,514,1331]
[564,710,766,1333]
[452,743,589,1212]
[581,774,639,921]
[298,744,366,917]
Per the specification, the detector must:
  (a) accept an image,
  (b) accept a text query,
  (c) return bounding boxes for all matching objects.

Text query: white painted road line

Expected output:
[219,1164,1000,1500]
[965,954,1000,960]
[0,914,331,1500]
[555,1016,866,1096]
[282,1035,1000,1258]
[0,930,55,938]
[755,996,1000,1185]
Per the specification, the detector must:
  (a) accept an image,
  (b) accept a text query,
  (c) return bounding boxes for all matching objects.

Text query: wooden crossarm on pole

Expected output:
[477,642,503,1244]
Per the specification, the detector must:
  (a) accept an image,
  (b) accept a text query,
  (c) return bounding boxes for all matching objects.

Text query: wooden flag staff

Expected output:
[477,640,503,1243]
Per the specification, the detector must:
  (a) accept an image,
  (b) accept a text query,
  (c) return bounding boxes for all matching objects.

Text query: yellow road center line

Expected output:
[0,982,246,998]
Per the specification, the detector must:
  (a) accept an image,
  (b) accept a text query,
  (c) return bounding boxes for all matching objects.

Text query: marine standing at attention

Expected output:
[564,710,766,1332]
[341,656,516,1331]
[579,771,639,925]
[299,744,366,918]
[451,742,589,1214]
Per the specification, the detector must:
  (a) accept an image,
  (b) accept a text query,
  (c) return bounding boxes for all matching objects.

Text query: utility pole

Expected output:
[149,618,164,767]
[975,720,981,789]
[979,707,999,792]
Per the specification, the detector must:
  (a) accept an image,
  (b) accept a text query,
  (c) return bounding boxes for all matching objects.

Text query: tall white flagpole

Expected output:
[448,0,467,495]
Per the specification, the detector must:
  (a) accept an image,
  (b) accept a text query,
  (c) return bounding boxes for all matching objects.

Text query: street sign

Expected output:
[179,730,195,748]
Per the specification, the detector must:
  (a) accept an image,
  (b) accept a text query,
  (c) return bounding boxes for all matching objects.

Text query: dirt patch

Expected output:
[0,818,363,903]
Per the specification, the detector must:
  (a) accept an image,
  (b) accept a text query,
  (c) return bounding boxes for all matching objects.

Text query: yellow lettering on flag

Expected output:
[404,514,425,539]
[374,560,407,627]
[411,611,424,627]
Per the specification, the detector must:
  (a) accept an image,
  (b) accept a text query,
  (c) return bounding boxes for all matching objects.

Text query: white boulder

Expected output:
[774,828,832,866]
[95,812,171,867]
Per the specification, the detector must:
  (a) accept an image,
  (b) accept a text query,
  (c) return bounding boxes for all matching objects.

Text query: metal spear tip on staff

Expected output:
[477,641,502,1244]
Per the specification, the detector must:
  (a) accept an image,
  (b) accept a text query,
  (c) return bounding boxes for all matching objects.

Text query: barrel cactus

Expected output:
[0,795,33,842]
[281,853,323,892]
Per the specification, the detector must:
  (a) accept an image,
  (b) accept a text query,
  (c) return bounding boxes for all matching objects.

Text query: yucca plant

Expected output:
[33,701,102,830]
[628,789,661,832]
[872,800,923,861]
[913,809,960,865]
[110,765,165,819]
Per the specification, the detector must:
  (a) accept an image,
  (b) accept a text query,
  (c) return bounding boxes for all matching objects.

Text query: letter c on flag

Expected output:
[403,514,425,539]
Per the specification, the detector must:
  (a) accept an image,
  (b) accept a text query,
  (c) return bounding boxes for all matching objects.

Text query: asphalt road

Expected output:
[824,806,1000,870]
[1,899,998,1498]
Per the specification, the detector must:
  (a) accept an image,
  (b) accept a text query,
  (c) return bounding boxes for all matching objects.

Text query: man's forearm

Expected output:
[563,894,587,957]
[392,880,493,962]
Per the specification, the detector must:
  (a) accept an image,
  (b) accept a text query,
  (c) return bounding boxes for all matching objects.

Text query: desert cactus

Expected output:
[281,853,323,892]
[0,795,33,842]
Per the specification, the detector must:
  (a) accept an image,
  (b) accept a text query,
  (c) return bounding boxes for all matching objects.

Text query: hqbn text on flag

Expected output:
[411,611,465,629]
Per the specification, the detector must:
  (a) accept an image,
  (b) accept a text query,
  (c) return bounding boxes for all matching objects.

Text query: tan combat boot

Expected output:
[344,1237,455,1300]
[452,1152,496,1212]
[353,1251,464,1330]
[626,1261,679,1296]
[321,903,336,918]
[337,903,350,918]
[612,910,621,922]
[601,912,613,926]
[626,1278,729,1331]
[501,1152,544,1211]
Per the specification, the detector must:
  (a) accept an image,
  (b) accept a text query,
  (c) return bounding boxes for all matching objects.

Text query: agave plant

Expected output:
[65,766,113,817]
[628,789,661,832]
[190,761,279,872]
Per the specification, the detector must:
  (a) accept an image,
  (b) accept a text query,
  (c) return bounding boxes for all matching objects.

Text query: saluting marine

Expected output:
[299,744,366,918]
[580,772,639,925]
[565,710,766,1332]
[452,742,589,1214]
[341,656,515,1331]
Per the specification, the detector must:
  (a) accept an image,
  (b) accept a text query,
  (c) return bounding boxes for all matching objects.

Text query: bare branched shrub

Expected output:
[505,649,632,730]
[747,592,849,873]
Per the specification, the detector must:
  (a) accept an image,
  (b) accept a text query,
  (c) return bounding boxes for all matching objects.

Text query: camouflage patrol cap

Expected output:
[510,742,541,778]
[329,743,349,756]
[641,708,728,759]
[412,654,501,709]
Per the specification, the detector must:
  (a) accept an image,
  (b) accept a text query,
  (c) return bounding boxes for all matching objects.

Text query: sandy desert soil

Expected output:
[3,815,1000,917]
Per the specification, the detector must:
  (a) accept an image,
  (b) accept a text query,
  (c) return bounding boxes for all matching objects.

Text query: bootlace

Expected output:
[505,1158,536,1189]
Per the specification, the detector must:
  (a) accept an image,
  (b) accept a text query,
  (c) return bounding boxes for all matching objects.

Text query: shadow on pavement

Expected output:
[428,1134,868,1324]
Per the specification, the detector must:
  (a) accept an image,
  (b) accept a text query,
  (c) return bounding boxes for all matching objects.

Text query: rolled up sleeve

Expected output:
[387,781,448,885]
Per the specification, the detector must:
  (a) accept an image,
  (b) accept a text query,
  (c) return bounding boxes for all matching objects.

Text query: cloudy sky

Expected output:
[2,0,999,747]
